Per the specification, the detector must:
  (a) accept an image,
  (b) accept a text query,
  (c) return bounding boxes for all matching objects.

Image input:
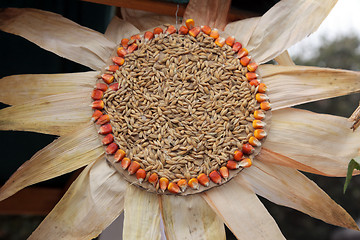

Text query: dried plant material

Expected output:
[349,103,360,131]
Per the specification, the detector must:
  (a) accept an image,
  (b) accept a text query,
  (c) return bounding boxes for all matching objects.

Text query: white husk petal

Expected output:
[224,17,260,47]
[104,16,140,44]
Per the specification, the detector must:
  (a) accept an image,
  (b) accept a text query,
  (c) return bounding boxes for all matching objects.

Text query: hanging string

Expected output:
[175,4,179,30]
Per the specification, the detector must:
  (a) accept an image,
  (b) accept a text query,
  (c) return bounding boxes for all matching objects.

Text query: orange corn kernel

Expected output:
[114,149,126,162]
[258,83,267,93]
[148,173,159,187]
[256,93,269,102]
[233,149,243,161]
[95,82,108,91]
[91,110,102,122]
[159,177,169,192]
[209,170,221,184]
[121,38,129,48]
[102,133,114,145]
[112,56,125,66]
[254,129,267,140]
[153,27,163,35]
[249,136,261,147]
[91,89,103,100]
[117,47,127,57]
[136,169,146,183]
[246,72,258,81]
[215,37,225,47]
[201,25,211,35]
[232,42,242,52]
[197,173,210,187]
[96,114,110,125]
[237,48,248,58]
[185,19,195,29]
[109,83,119,91]
[166,25,176,35]
[177,179,188,192]
[253,120,266,129]
[99,123,112,135]
[92,100,104,110]
[188,178,199,190]
[106,142,118,154]
[219,166,229,180]
[189,26,200,37]
[144,31,154,41]
[121,157,131,170]
[247,62,258,72]
[168,182,180,194]
[226,160,239,170]
[249,79,260,86]
[209,29,219,39]
[239,158,252,168]
[127,43,138,53]
[101,74,114,84]
[254,110,265,120]
[128,161,141,175]
[240,56,251,66]
[106,65,119,72]
[130,34,141,40]
[178,25,189,35]
[242,143,255,155]
[260,101,272,111]
[225,36,235,46]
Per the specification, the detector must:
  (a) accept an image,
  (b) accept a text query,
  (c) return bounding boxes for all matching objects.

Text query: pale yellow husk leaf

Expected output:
[274,50,295,66]
[123,185,161,240]
[224,17,260,47]
[243,161,359,230]
[104,16,140,44]
[203,176,285,240]
[29,159,128,240]
[260,64,360,110]
[161,194,225,240]
[0,8,116,70]
[0,90,92,136]
[265,108,360,177]
[0,122,103,201]
[247,0,337,64]
[121,8,176,32]
[0,71,96,105]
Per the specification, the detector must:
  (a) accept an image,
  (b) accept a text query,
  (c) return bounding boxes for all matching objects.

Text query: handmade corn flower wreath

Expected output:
[1,0,360,239]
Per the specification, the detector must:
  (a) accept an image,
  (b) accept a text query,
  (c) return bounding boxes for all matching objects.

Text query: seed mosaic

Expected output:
[91,19,271,195]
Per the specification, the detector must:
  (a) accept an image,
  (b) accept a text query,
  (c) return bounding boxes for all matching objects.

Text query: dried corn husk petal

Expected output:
[0,122,103,201]
[265,108,360,177]
[161,194,225,240]
[274,50,295,66]
[104,16,140,45]
[203,176,285,240]
[260,65,360,110]
[123,185,161,240]
[182,0,231,30]
[247,0,337,64]
[0,71,96,105]
[0,8,116,70]
[242,161,359,230]
[0,90,92,135]
[121,8,175,32]
[29,159,127,240]
[224,17,260,47]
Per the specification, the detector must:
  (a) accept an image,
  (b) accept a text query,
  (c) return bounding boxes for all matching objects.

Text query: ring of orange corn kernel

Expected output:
[90,19,271,195]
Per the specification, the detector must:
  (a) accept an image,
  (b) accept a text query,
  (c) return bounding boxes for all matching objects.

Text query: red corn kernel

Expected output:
[225,36,235,46]
[112,56,125,66]
[121,38,129,48]
[121,157,131,170]
[96,114,110,125]
[159,177,169,192]
[177,179,188,192]
[233,149,243,161]
[117,47,127,57]
[219,166,229,180]
[144,31,154,41]
[148,173,159,187]
[242,143,255,155]
[99,123,112,135]
[258,83,267,93]
[197,173,210,187]
[232,42,242,52]
[254,110,265,120]
[178,25,189,35]
[114,149,126,162]
[249,136,261,147]
[101,74,114,84]
[106,142,118,154]
[188,178,199,190]
[215,37,225,47]
[109,83,119,91]
[168,182,180,194]
[185,19,195,29]
[246,72,258,81]
[209,29,219,39]
[247,62,258,72]
[153,27,163,35]
[106,65,119,72]
[201,25,211,35]
[95,82,108,91]
[166,25,176,35]
[256,93,269,102]
[249,79,260,86]
[102,133,114,145]
[92,100,104,110]
[136,169,146,183]
[130,34,141,40]
[127,43,138,53]
[239,158,252,168]
[189,27,200,37]
[240,56,251,66]
[128,161,141,175]
[91,110,102,122]
[91,89,103,100]
[237,48,248,58]
[209,170,221,184]
[254,129,267,140]
[253,119,266,129]
[226,160,239,170]
[260,102,272,111]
